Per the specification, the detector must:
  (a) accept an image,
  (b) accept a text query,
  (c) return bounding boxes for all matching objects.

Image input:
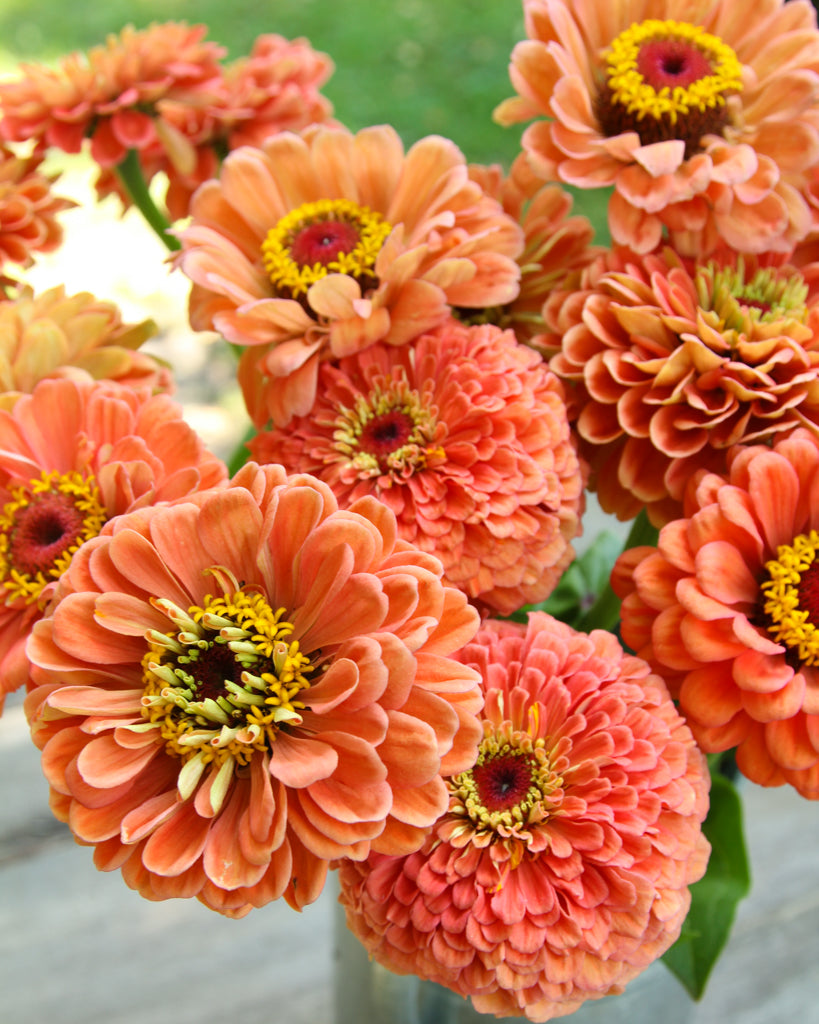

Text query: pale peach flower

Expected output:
[174,124,524,425]
[0,285,170,407]
[616,428,819,798]
[548,247,819,525]
[248,320,585,615]
[495,0,819,257]
[339,613,710,1021]
[0,377,226,710]
[25,464,483,916]
[0,145,73,275]
[0,23,224,169]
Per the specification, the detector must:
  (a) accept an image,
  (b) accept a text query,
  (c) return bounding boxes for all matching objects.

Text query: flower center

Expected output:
[760,531,819,666]
[449,726,563,844]
[697,261,809,336]
[332,371,445,479]
[595,19,743,157]
[261,198,392,299]
[139,572,317,770]
[0,470,107,606]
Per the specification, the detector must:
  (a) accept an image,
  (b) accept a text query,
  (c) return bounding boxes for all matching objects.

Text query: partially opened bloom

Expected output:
[248,320,584,615]
[0,285,169,407]
[495,0,819,256]
[548,247,819,525]
[339,613,710,1021]
[466,155,600,354]
[0,145,73,275]
[616,428,819,798]
[0,377,226,708]
[174,123,524,425]
[25,464,483,916]
[0,23,224,170]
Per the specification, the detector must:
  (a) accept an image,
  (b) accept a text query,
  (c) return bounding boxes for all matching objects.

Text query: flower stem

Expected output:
[114,149,180,252]
[575,509,659,634]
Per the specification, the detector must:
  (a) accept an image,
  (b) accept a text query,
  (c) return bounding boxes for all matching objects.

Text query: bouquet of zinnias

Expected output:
[1,1,818,1019]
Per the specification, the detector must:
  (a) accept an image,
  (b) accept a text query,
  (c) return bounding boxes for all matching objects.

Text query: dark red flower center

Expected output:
[472,753,534,812]
[636,39,713,90]
[8,492,87,576]
[358,411,415,460]
[289,220,361,269]
[797,562,819,627]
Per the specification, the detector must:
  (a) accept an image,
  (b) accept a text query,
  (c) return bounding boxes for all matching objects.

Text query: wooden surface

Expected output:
[1,687,818,1024]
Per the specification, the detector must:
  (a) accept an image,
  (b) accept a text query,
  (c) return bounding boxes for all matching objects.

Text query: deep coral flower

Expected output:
[495,0,819,256]
[547,246,819,526]
[616,428,819,798]
[0,23,224,170]
[24,463,483,916]
[338,613,710,1021]
[174,123,524,425]
[0,284,169,407]
[0,377,226,708]
[248,319,584,615]
[0,145,73,274]
[465,154,600,354]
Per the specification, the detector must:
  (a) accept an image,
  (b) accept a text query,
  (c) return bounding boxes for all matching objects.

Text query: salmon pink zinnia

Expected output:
[495,0,819,257]
[174,124,524,425]
[248,320,585,616]
[616,428,819,798]
[0,377,226,708]
[338,613,710,1021]
[25,464,483,916]
[0,145,73,275]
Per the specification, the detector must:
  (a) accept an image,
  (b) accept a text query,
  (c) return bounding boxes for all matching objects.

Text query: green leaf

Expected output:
[662,772,751,999]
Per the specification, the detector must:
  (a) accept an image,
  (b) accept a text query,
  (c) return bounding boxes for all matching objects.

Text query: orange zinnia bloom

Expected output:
[0,377,226,709]
[25,464,483,916]
[338,613,710,1021]
[0,145,73,275]
[0,285,169,408]
[496,0,819,256]
[174,124,524,425]
[248,320,585,615]
[548,247,819,525]
[0,23,224,169]
[616,428,819,798]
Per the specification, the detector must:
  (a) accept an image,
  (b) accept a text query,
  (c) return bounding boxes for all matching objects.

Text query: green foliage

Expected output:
[662,771,751,999]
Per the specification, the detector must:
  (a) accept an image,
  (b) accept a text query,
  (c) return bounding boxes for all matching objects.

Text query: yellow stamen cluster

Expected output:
[606,20,743,123]
[761,530,819,665]
[0,470,107,606]
[261,198,392,297]
[333,371,445,478]
[139,586,315,779]
[698,260,808,335]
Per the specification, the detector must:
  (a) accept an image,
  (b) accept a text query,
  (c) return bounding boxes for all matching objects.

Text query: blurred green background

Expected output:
[0,0,527,166]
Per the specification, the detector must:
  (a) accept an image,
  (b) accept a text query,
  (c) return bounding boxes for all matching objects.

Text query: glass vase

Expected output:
[333,895,695,1024]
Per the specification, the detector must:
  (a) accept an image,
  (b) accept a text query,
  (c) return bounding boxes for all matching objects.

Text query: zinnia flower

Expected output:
[24,463,483,916]
[338,613,710,1021]
[248,319,585,615]
[174,123,524,425]
[615,428,819,798]
[466,154,600,354]
[0,377,226,708]
[0,284,169,408]
[548,247,819,525]
[0,23,225,170]
[0,145,73,274]
[495,0,819,256]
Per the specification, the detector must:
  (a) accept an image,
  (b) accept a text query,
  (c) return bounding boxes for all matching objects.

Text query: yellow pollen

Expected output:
[139,585,316,769]
[261,198,392,298]
[606,19,743,124]
[0,469,107,606]
[761,530,819,665]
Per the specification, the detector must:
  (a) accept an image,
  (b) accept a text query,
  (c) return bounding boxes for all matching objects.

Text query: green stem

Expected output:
[114,149,180,252]
[575,509,659,634]
[226,422,257,477]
